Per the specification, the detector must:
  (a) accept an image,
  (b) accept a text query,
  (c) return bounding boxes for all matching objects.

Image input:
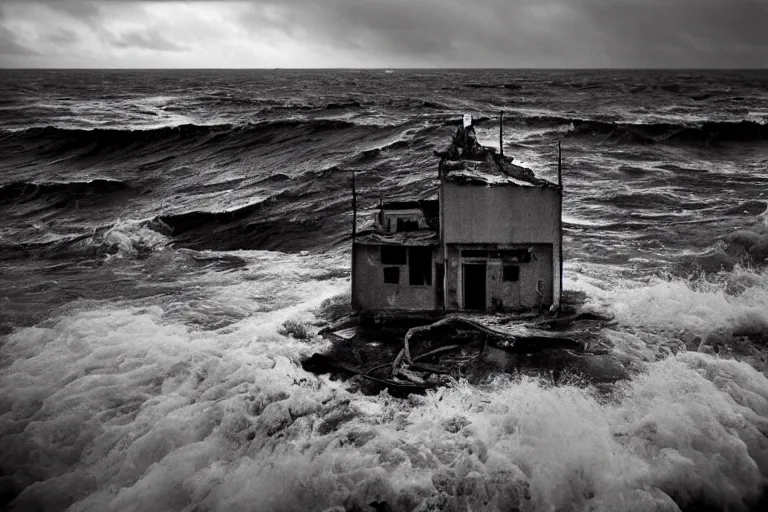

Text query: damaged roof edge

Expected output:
[381,199,437,210]
[435,122,560,189]
[443,171,560,189]
[439,154,559,189]
[354,229,439,246]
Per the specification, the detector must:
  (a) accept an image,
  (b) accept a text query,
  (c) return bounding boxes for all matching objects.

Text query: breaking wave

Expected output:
[0,119,366,158]
[596,190,712,210]
[148,166,356,252]
[518,116,768,144]
[597,267,768,339]
[3,118,360,140]
[3,67,768,512]
[0,179,132,206]
[3,262,768,511]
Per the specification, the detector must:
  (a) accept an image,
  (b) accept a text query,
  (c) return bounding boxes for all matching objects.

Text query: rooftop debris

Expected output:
[382,199,440,230]
[435,122,559,188]
[353,229,438,246]
[434,122,492,161]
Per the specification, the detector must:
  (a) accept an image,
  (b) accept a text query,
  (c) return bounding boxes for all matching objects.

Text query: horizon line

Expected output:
[1,67,766,72]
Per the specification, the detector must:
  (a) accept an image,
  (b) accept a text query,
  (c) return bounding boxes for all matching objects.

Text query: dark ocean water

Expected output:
[1,69,768,511]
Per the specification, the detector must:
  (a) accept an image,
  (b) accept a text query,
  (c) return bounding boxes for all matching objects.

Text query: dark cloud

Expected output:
[244,1,500,58]
[109,28,188,52]
[47,29,80,46]
[570,0,768,67]
[1,0,767,67]
[0,27,41,56]
[238,0,768,67]
[46,0,102,21]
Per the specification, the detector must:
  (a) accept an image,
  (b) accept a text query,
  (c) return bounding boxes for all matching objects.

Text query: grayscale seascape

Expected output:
[1,66,768,511]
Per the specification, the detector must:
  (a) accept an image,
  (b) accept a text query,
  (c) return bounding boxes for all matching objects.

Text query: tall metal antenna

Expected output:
[352,169,357,241]
[557,141,563,310]
[499,111,504,157]
[350,168,358,308]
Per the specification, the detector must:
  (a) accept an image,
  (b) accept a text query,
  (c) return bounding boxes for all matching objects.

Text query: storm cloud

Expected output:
[0,0,765,67]
[109,28,188,52]
[0,26,40,56]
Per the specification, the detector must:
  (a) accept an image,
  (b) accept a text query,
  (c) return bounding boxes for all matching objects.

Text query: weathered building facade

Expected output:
[352,119,562,317]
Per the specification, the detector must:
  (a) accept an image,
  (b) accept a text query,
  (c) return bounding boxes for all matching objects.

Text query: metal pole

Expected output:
[499,111,504,157]
[439,159,447,314]
[352,169,357,241]
[351,168,357,309]
[557,142,563,311]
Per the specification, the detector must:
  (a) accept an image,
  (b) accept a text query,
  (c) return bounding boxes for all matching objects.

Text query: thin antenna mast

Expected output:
[499,111,504,157]
[350,168,358,308]
[557,142,563,310]
[352,169,357,241]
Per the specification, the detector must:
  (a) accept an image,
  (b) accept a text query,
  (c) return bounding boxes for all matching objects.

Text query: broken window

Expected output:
[396,218,419,232]
[383,267,400,284]
[503,265,520,282]
[409,247,432,286]
[381,246,406,265]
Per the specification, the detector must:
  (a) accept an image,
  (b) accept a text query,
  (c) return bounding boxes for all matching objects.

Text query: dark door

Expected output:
[463,264,486,311]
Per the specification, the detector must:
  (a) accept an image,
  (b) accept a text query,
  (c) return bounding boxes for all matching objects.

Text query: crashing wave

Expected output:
[515,115,768,144]
[0,179,131,206]
[0,119,363,155]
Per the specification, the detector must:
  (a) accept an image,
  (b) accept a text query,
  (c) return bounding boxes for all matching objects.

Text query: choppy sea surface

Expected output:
[1,69,768,511]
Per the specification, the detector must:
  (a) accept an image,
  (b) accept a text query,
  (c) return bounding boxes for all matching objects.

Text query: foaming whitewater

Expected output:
[598,267,768,338]
[2,69,768,511]
[2,254,768,511]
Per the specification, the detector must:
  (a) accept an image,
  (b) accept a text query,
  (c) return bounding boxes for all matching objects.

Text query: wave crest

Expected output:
[520,115,768,144]
[0,118,362,154]
[0,179,130,206]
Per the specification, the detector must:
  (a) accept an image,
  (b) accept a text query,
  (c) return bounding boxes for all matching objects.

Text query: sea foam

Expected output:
[3,258,768,511]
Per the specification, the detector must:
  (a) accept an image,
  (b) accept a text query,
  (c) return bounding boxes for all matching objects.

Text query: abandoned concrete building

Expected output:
[351,116,563,317]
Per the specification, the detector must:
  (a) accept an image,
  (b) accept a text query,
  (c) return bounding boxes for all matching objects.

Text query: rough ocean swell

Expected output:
[1,69,768,512]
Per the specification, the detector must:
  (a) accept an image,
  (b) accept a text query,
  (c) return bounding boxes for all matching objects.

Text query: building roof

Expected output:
[381,200,423,210]
[440,153,559,188]
[434,123,559,189]
[381,198,439,231]
[355,229,438,246]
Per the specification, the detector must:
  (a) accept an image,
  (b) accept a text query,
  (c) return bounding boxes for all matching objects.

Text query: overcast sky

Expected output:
[0,0,766,68]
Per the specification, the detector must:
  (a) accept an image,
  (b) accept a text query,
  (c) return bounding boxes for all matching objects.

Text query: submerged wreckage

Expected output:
[306,114,616,395]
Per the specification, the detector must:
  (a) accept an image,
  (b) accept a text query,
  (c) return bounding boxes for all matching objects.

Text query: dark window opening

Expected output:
[383,267,400,284]
[462,249,532,262]
[503,265,520,282]
[409,247,432,286]
[396,218,419,232]
[381,246,406,265]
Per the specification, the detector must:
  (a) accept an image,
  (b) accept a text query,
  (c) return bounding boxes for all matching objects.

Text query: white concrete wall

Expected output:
[442,183,560,244]
[352,244,437,312]
[444,244,553,311]
[440,183,562,310]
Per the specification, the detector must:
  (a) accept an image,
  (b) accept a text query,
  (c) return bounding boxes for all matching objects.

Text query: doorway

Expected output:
[463,263,486,311]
